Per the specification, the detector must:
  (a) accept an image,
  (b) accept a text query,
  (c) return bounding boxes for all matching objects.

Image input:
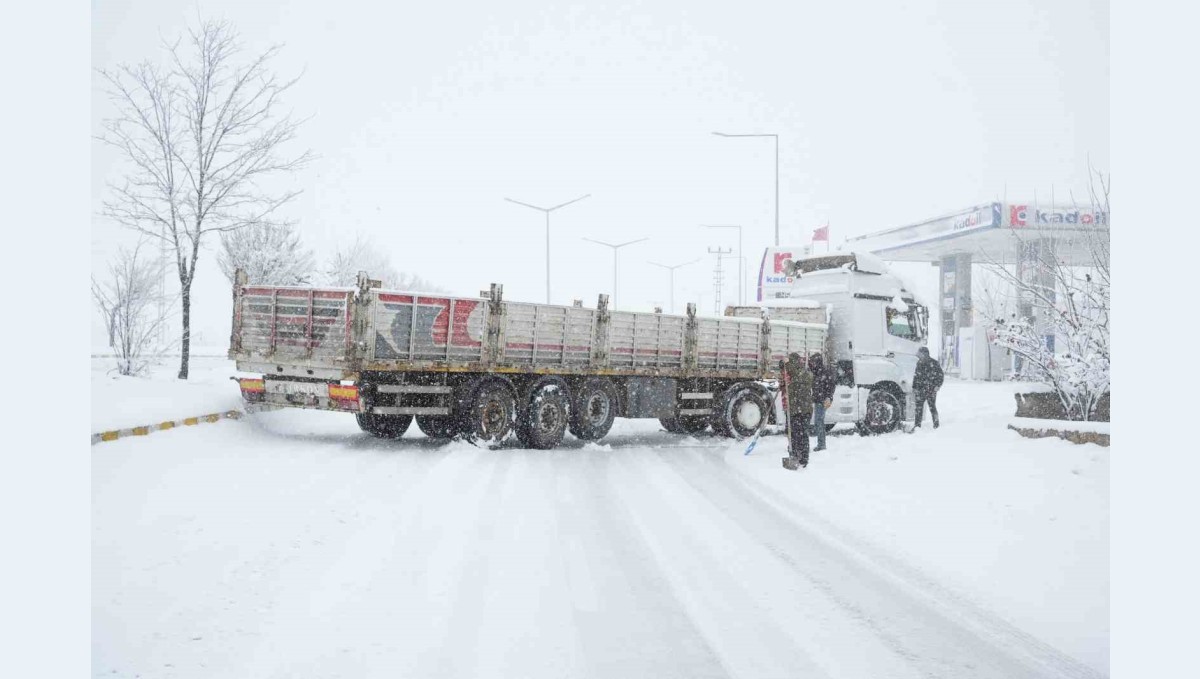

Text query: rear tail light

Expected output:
[238,378,265,401]
[328,383,360,409]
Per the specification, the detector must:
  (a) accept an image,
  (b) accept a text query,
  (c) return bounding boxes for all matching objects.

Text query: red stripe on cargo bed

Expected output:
[377,293,415,303]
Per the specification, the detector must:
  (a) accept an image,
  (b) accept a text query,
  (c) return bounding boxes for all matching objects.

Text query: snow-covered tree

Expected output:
[98,19,312,379]
[92,242,174,376]
[983,166,1110,420]
[323,233,444,292]
[217,223,315,286]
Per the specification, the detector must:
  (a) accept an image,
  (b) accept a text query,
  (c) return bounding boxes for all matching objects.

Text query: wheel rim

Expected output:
[735,399,763,429]
[480,398,507,439]
[867,394,898,430]
[537,401,561,434]
[586,393,610,425]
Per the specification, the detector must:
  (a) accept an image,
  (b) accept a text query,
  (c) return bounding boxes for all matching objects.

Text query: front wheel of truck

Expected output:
[356,412,413,439]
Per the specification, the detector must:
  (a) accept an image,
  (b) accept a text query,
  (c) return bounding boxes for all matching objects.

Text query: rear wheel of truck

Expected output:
[568,378,618,441]
[416,415,458,439]
[858,388,902,435]
[515,380,570,449]
[462,381,516,444]
[713,385,770,439]
[659,415,710,435]
[356,412,413,439]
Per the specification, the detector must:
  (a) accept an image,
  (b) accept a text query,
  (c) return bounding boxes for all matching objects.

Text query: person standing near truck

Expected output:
[808,352,836,451]
[781,352,813,470]
[913,346,944,428]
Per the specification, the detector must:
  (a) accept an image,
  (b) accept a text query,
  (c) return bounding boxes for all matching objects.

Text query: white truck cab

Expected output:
[752,248,930,434]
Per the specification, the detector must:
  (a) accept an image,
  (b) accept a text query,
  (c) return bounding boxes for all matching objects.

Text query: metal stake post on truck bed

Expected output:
[229,269,827,448]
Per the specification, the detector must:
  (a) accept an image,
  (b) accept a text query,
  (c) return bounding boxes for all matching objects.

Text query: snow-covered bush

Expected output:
[218,223,315,286]
[989,315,1108,421]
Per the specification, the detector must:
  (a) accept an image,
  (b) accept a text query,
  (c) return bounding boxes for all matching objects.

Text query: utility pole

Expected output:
[702,224,744,305]
[583,237,649,309]
[708,246,733,314]
[504,194,591,303]
[648,259,700,314]
[713,132,780,246]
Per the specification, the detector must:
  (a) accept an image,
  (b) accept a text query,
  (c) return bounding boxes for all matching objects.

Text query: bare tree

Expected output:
[98,19,311,378]
[217,222,315,286]
[323,233,445,292]
[981,167,1111,420]
[92,243,174,376]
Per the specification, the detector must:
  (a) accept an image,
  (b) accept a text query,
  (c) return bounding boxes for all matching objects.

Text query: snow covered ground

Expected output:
[91,355,244,432]
[92,360,1108,678]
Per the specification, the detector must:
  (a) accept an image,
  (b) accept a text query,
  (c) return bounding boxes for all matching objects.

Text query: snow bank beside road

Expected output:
[91,357,242,432]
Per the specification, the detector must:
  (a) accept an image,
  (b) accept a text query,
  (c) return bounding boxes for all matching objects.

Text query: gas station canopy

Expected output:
[843,202,1108,265]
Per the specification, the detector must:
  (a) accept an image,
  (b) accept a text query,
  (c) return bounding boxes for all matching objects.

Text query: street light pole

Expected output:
[504,193,591,303]
[582,237,649,309]
[702,224,744,305]
[713,132,780,246]
[648,259,700,314]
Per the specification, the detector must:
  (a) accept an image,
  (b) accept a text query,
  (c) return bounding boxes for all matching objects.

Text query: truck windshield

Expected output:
[887,306,925,342]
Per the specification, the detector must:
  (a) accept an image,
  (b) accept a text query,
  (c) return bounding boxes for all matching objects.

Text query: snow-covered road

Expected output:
[92,373,1107,678]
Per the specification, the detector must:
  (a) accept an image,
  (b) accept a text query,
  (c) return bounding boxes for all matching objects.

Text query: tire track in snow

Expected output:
[656,447,1102,679]
[609,448,904,679]
[551,450,732,679]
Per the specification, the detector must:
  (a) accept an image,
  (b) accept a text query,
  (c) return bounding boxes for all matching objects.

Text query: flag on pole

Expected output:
[812,224,829,242]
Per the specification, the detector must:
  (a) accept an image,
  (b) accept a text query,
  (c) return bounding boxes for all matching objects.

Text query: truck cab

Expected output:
[755,248,930,434]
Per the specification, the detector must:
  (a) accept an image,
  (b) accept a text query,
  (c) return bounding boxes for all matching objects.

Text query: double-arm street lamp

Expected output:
[505,194,591,303]
[647,259,701,314]
[582,237,649,310]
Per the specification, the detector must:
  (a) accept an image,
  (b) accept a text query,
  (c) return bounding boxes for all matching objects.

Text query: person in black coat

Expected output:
[808,352,836,450]
[912,347,943,428]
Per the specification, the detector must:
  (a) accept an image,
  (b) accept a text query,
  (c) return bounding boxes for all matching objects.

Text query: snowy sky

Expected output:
[91,0,1109,349]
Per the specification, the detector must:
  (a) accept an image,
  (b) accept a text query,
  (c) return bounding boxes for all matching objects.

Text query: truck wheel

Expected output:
[569,378,618,441]
[713,385,769,439]
[859,389,901,435]
[462,381,516,444]
[356,412,412,439]
[515,380,569,449]
[416,415,458,439]
[659,415,709,435]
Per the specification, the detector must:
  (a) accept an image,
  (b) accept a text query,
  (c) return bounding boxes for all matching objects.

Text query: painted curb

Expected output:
[91,410,244,445]
[1006,424,1110,447]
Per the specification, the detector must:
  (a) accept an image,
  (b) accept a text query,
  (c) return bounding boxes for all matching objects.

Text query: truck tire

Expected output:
[416,415,458,439]
[659,415,710,435]
[515,380,570,449]
[568,378,618,441]
[712,385,770,439]
[355,412,412,439]
[461,380,516,444]
[858,388,902,435]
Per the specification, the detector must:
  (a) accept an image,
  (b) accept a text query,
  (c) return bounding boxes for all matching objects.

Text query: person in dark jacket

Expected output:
[782,352,813,469]
[808,352,836,451]
[912,347,944,428]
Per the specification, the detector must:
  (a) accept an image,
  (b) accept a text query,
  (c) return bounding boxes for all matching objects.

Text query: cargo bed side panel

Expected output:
[370,293,488,363]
